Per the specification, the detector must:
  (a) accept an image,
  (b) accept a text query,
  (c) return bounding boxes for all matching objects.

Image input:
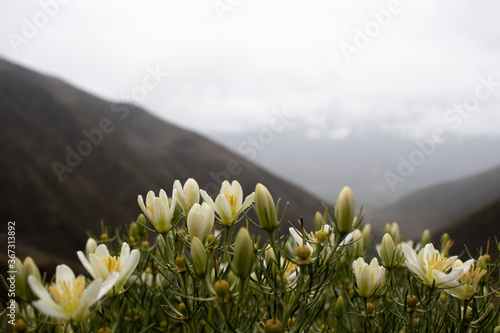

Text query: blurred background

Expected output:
[1,0,499,271]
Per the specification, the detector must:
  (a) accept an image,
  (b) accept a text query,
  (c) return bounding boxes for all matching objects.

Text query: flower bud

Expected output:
[265,247,275,267]
[334,296,344,318]
[420,229,431,248]
[97,328,112,333]
[13,319,28,332]
[352,229,364,257]
[366,302,375,317]
[174,178,200,215]
[85,238,98,258]
[362,224,372,247]
[380,233,396,268]
[187,203,214,243]
[214,280,230,300]
[390,222,400,244]
[406,295,418,312]
[334,186,355,234]
[254,183,278,232]
[190,237,207,277]
[232,228,254,279]
[441,232,450,245]
[314,211,323,231]
[477,255,488,270]
[264,319,282,333]
[494,326,500,333]
[24,257,41,282]
[136,213,148,236]
[296,245,311,261]
[316,230,328,243]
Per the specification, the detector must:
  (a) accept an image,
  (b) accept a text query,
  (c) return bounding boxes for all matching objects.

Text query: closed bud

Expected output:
[477,255,488,270]
[296,245,311,261]
[265,247,275,267]
[141,240,150,250]
[482,253,491,264]
[441,233,450,245]
[187,203,214,243]
[128,222,138,242]
[334,186,355,234]
[420,229,431,248]
[97,328,112,333]
[366,302,375,317]
[352,229,364,257]
[380,233,396,268]
[100,233,109,242]
[254,183,278,232]
[13,319,28,332]
[390,222,400,244]
[316,230,328,243]
[494,327,500,333]
[362,224,372,247]
[214,280,230,300]
[136,213,147,236]
[232,228,254,279]
[334,296,344,318]
[85,238,98,257]
[407,295,418,312]
[314,211,323,231]
[264,319,282,333]
[190,237,207,277]
[24,257,41,282]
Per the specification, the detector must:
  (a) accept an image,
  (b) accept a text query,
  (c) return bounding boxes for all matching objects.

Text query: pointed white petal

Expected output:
[77,251,97,280]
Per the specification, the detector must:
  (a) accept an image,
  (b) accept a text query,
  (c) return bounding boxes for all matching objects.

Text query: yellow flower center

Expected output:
[426,252,453,273]
[102,256,121,273]
[225,194,237,208]
[49,276,86,315]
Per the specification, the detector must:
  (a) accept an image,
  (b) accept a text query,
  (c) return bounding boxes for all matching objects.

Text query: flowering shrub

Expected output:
[2,179,500,332]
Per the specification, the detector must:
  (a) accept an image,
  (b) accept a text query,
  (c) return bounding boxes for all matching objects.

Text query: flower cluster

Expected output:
[6,179,500,333]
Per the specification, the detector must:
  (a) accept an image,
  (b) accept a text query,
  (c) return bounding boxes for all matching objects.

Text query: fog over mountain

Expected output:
[210,127,500,208]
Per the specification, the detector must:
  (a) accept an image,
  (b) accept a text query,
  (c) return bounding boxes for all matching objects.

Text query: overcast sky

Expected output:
[1,0,500,141]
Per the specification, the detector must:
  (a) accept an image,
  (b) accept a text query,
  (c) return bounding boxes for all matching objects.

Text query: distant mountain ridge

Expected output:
[370,164,500,238]
[0,58,323,271]
[434,197,500,260]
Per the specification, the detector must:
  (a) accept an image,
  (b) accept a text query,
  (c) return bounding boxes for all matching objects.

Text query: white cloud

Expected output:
[0,0,499,138]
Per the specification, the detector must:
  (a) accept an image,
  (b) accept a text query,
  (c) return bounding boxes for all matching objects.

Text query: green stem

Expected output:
[282,266,306,329]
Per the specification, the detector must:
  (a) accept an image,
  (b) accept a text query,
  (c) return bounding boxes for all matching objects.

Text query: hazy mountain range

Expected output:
[1,57,498,273]
[0,58,323,271]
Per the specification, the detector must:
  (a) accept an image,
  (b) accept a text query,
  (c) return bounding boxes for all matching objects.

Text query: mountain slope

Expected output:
[0,58,323,271]
[435,198,500,260]
[370,165,500,238]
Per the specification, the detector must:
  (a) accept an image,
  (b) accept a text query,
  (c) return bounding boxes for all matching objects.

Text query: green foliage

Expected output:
[2,179,500,332]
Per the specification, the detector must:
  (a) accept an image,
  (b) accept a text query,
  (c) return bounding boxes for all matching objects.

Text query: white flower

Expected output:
[402,243,474,288]
[28,264,117,322]
[187,202,214,243]
[352,257,386,298]
[77,242,140,295]
[200,180,255,226]
[138,189,177,233]
[445,264,487,300]
[174,178,200,215]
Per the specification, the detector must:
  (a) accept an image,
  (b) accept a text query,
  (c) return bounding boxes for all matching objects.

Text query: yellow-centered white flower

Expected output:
[28,264,117,322]
[200,180,255,226]
[445,263,487,300]
[187,202,214,243]
[138,189,177,233]
[352,257,386,298]
[402,243,474,288]
[174,178,200,215]
[77,242,140,295]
